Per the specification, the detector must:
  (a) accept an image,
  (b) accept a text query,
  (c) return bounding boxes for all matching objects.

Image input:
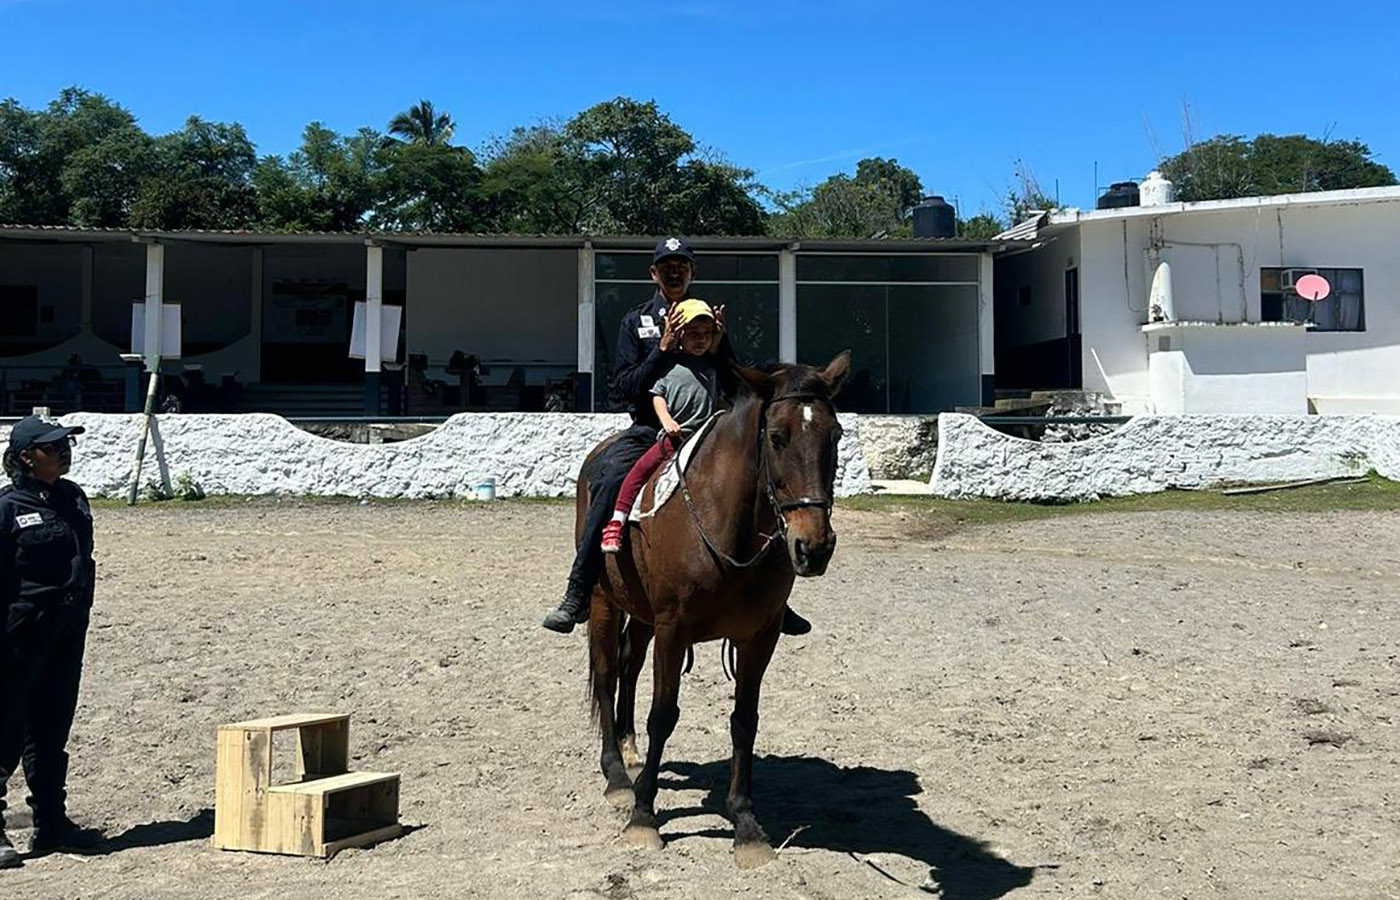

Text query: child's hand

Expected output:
[660,416,683,438]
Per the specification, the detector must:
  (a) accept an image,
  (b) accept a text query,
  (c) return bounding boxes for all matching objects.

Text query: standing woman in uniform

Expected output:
[0,416,103,867]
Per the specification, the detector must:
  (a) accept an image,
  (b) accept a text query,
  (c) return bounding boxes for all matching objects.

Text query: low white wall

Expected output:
[931,412,1400,502]
[857,415,939,479]
[1,413,872,500]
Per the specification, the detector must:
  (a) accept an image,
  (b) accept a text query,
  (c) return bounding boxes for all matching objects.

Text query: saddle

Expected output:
[628,413,723,522]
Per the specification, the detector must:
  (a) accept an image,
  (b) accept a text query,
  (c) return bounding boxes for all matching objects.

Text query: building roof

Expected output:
[0,223,1019,253]
[993,211,1050,241]
[1049,184,1400,227]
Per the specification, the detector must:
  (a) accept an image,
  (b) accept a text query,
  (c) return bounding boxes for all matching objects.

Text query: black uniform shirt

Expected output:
[0,472,96,611]
[608,291,736,428]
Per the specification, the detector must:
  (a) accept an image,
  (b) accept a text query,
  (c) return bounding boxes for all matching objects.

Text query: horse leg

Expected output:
[622,624,686,851]
[616,618,653,779]
[588,599,633,805]
[728,625,781,869]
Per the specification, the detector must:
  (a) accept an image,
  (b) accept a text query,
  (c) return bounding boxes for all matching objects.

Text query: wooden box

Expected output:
[212,713,401,858]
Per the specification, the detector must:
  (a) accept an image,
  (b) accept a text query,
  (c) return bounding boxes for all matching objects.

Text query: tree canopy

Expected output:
[2,89,1393,237]
[1160,133,1397,202]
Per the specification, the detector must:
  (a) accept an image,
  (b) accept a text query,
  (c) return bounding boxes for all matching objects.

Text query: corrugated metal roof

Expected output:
[0,223,1015,252]
[994,211,1049,241]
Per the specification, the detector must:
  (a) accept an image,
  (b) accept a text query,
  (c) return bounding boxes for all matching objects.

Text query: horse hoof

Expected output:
[734,842,777,870]
[621,825,664,851]
[604,784,634,808]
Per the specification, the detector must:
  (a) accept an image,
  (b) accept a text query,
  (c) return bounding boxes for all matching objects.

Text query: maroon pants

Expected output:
[614,435,679,516]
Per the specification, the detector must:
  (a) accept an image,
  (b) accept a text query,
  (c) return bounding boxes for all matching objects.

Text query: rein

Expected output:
[675,391,836,570]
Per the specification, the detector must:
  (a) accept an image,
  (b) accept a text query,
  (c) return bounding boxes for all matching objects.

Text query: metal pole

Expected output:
[125,359,160,505]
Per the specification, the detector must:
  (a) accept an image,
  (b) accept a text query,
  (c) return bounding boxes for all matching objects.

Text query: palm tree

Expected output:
[388,100,455,147]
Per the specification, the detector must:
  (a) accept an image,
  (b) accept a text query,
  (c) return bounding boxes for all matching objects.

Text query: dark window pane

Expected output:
[1259,267,1364,332]
[797,284,888,413]
[888,285,980,413]
[694,254,778,281]
[690,283,778,365]
[596,253,653,281]
[797,254,979,283]
[593,283,657,392]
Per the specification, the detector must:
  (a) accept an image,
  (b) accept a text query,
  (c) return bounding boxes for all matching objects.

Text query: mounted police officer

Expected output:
[541,237,811,637]
[1,415,104,867]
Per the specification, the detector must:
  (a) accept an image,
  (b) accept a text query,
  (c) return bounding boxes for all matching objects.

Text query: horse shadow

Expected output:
[658,755,1037,900]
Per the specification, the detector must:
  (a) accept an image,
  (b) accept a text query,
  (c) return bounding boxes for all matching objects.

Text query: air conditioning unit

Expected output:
[1280,268,1318,293]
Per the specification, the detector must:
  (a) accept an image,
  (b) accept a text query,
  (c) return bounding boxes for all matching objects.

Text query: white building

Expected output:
[995,183,1400,414]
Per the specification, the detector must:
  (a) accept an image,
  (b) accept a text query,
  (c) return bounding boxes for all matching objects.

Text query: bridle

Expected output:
[676,392,838,569]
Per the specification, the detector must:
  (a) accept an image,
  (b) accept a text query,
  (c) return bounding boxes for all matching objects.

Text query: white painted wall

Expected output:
[406,248,577,383]
[932,412,1400,502]
[1064,196,1400,413]
[0,412,872,500]
[1145,323,1308,414]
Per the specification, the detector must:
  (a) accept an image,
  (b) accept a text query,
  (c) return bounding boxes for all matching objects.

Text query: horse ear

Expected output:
[821,351,851,396]
[732,363,777,400]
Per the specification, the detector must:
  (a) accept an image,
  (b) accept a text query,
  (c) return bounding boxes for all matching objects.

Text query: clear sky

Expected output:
[3,0,1396,219]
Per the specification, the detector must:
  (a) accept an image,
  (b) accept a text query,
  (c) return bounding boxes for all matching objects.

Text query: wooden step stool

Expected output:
[212,712,402,857]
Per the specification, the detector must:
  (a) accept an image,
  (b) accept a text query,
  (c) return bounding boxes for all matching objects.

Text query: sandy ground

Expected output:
[3,499,1398,900]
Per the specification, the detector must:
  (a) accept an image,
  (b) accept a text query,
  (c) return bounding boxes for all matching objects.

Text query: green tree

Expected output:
[958,212,1005,240]
[129,116,258,229]
[255,123,383,230]
[373,141,483,232]
[1160,133,1397,202]
[388,100,455,147]
[768,157,924,238]
[479,123,593,233]
[0,88,152,226]
[561,97,764,235]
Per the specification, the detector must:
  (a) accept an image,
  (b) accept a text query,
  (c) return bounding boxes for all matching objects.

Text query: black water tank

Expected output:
[912,195,957,238]
[1097,181,1140,209]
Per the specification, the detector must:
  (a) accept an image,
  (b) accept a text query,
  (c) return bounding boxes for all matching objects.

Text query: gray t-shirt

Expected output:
[650,357,719,436]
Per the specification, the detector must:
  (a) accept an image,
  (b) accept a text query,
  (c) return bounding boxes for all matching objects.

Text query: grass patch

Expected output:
[841,471,1400,526]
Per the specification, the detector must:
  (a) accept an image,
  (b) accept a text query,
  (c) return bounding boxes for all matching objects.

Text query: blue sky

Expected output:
[3,0,1396,219]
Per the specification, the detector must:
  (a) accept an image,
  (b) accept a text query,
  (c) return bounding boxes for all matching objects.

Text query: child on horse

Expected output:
[601,298,721,553]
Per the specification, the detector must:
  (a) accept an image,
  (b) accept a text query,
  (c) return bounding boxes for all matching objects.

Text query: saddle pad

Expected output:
[628,413,723,522]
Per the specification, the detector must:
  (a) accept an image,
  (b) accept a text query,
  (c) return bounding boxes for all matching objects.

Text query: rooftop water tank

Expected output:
[1097,181,1140,209]
[1140,170,1175,207]
[912,195,957,238]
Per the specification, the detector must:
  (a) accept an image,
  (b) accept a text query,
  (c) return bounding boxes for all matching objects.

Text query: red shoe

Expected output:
[601,520,624,553]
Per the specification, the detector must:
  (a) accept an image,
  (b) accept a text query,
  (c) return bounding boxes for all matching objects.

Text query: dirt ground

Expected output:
[4,497,1398,900]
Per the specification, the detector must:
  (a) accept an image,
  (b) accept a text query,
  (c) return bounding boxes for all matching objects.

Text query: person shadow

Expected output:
[97,808,215,854]
[658,755,1039,900]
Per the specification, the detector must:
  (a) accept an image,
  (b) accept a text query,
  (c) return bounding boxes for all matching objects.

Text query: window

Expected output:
[593,252,779,410]
[1260,267,1364,332]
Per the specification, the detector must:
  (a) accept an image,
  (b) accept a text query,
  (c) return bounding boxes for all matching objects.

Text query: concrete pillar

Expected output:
[144,242,164,371]
[364,243,383,415]
[978,251,995,405]
[779,247,797,364]
[577,244,596,410]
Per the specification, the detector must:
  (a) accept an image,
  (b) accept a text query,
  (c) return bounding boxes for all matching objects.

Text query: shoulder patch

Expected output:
[16,512,43,528]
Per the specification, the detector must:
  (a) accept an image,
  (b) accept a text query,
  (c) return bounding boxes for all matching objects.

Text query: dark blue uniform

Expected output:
[0,471,95,831]
[563,290,734,600]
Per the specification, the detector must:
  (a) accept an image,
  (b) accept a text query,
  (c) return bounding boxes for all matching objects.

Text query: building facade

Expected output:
[0,228,1004,417]
[995,186,1400,415]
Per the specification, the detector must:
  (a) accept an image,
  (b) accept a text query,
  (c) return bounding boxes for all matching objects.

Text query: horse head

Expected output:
[734,351,850,577]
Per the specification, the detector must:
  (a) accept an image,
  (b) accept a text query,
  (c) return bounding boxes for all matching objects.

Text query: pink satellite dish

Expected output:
[1295,273,1330,302]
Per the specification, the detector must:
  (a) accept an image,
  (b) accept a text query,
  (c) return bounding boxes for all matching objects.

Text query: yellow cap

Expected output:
[674,298,715,326]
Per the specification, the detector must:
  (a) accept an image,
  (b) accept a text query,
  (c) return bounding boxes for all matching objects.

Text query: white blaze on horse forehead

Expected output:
[802,404,814,431]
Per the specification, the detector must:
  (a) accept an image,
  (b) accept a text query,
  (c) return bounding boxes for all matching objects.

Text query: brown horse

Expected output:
[579,352,849,869]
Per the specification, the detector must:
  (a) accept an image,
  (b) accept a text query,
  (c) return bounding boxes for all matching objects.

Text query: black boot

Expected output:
[781,606,812,636]
[541,581,592,634]
[0,829,19,869]
[29,815,104,856]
